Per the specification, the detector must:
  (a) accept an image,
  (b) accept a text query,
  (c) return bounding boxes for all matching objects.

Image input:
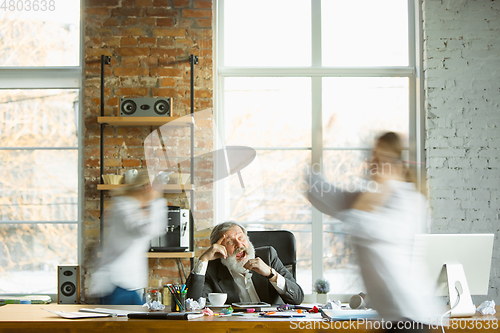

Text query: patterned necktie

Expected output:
[243,271,253,290]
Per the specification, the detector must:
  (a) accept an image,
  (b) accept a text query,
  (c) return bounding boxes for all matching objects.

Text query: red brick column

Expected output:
[83,0,213,301]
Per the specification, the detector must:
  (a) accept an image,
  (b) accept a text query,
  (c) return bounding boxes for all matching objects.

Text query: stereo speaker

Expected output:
[120,97,173,117]
[57,265,80,304]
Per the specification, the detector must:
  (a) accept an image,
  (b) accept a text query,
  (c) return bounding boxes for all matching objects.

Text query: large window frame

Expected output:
[215,0,424,289]
[0,1,84,296]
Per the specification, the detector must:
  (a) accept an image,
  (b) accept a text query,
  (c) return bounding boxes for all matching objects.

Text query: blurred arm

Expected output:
[306,172,360,218]
[113,197,167,237]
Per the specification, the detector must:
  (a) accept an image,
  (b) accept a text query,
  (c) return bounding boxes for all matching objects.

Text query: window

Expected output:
[0,1,81,294]
[216,0,422,294]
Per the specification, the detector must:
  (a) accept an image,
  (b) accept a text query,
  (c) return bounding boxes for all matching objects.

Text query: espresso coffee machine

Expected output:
[150,206,190,252]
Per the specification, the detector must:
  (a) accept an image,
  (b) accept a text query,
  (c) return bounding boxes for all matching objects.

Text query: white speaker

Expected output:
[57,265,80,304]
[120,97,173,117]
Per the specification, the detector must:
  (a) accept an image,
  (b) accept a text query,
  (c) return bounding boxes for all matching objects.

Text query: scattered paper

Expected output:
[0,295,52,305]
[321,309,378,321]
[187,313,205,320]
[44,309,112,319]
[79,308,143,317]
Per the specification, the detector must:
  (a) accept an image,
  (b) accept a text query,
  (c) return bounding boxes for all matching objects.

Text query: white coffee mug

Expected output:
[349,293,367,309]
[156,171,174,185]
[208,293,227,307]
[124,169,138,184]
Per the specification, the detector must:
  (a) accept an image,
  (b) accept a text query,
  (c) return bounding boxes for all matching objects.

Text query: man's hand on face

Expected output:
[199,235,228,262]
[243,257,272,277]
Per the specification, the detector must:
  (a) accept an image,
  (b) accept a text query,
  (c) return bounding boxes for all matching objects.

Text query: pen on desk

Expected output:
[264,314,306,318]
[232,307,260,313]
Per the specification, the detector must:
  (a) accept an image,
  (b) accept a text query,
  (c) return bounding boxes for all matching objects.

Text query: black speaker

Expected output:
[120,97,173,117]
[57,265,79,304]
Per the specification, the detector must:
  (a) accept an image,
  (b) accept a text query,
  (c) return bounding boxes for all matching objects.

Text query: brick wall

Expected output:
[82,0,214,301]
[423,0,500,303]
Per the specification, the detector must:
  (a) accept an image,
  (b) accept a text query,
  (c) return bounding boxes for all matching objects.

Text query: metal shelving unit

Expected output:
[97,54,199,260]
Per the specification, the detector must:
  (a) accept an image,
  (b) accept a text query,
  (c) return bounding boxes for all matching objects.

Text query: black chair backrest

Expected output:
[247,230,297,280]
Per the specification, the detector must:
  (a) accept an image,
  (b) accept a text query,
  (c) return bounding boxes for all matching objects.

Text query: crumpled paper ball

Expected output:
[186,297,206,311]
[476,300,496,315]
[142,300,165,311]
[324,300,342,310]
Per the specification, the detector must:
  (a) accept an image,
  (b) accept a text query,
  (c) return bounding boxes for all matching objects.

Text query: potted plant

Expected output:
[313,278,330,304]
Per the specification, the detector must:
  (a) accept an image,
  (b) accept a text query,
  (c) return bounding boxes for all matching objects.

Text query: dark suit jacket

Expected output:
[186,246,304,305]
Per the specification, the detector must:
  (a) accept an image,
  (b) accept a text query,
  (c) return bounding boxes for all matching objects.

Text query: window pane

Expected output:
[323,224,365,294]
[224,0,311,66]
[0,1,80,66]
[322,0,408,66]
[0,150,78,221]
[224,150,311,223]
[323,77,409,148]
[225,77,311,147]
[0,224,77,293]
[244,223,312,294]
[0,90,79,148]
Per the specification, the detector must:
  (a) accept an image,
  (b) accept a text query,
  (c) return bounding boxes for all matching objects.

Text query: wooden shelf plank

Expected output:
[147,251,194,259]
[97,251,195,259]
[156,184,194,191]
[97,184,194,191]
[97,116,194,126]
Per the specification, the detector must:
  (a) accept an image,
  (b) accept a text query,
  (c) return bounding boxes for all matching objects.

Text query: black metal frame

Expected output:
[99,55,111,244]
[188,54,198,254]
[98,54,198,255]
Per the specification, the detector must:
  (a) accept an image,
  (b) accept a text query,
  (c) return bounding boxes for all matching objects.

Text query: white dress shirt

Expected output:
[90,196,167,296]
[308,173,443,323]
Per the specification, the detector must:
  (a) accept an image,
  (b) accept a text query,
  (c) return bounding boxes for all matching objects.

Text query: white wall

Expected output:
[423,0,500,303]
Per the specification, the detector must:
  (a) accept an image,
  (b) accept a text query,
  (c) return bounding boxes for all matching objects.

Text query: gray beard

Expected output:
[220,241,256,274]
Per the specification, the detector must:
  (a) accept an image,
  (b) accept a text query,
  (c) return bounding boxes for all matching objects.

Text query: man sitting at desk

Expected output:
[186,221,304,305]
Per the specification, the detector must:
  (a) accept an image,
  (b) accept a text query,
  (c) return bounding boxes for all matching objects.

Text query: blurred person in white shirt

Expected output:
[307,132,443,331]
[90,170,167,305]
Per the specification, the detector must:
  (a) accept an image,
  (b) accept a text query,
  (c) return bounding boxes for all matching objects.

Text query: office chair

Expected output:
[247,230,297,280]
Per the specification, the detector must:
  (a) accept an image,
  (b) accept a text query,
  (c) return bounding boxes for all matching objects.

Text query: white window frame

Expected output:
[214,0,424,286]
[0,1,84,295]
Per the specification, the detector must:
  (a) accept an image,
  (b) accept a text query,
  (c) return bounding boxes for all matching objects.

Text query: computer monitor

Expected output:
[412,234,495,317]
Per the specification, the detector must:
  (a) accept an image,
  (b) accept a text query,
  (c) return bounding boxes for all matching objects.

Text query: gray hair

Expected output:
[210,221,247,245]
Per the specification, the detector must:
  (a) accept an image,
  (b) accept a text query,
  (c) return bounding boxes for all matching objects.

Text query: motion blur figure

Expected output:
[90,170,167,305]
[307,132,443,330]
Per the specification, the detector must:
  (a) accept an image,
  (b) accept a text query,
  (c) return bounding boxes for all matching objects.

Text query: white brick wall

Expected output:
[423,0,500,303]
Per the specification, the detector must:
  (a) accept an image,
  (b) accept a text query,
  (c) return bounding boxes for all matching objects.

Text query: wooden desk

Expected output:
[0,304,498,333]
